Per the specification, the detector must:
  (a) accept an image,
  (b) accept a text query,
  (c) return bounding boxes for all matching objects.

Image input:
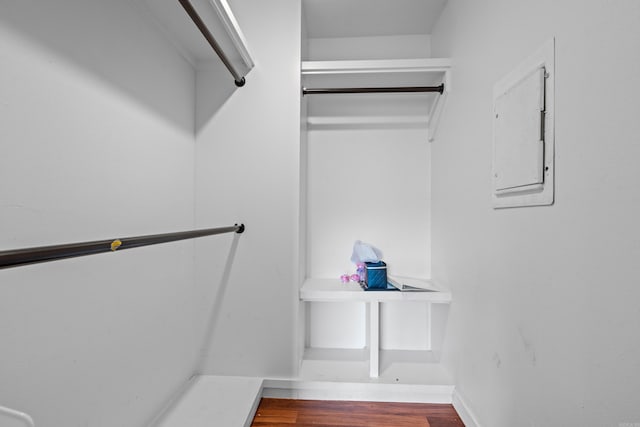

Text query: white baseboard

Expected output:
[452,389,482,427]
[262,379,454,404]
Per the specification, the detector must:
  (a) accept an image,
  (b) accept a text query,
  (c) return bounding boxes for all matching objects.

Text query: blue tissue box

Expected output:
[365,261,387,289]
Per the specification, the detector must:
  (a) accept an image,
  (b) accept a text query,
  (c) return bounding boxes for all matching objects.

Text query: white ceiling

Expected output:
[302,0,447,39]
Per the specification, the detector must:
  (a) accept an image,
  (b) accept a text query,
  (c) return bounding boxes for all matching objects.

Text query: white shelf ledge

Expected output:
[307,115,428,129]
[151,376,263,427]
[301,58,451,75]
[302,58,449,88]
[300,278,452,303]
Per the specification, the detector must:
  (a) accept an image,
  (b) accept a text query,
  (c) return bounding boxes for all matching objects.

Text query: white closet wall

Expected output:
[0,1,197,426]
[305,35,431,61]
[194,0,302,378]
[431,1,640,426]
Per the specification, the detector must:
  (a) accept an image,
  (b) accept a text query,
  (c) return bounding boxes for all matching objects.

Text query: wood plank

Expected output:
[251,398,464,427]
[251,408,298,425]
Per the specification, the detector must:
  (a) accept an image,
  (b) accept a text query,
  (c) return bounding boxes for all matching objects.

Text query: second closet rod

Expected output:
[302,84,444,96]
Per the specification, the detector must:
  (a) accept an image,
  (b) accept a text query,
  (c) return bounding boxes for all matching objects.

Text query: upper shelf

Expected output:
[302,58,451,74]
[301,58,451,140]
[302,58,450,89]
[140,0,253,81]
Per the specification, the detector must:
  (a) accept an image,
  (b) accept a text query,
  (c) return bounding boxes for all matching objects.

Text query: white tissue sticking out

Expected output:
[350,240,383,264]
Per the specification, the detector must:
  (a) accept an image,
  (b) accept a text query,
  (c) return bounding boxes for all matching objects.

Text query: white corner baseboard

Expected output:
[262,379,454,404]
[452,389,482,427]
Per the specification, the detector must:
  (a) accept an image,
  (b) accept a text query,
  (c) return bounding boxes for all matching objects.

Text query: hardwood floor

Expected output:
[251,398,465,427]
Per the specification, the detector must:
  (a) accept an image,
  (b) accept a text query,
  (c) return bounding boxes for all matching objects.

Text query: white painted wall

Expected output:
[0,1,198,426]
[307,129,432,280]
[305,128,432,350]
[305,35,431,61]
[194,0,302,377]
[430,1,640,426]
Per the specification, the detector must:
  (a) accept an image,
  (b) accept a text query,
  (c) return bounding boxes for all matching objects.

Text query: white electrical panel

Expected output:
[492,39,555,208]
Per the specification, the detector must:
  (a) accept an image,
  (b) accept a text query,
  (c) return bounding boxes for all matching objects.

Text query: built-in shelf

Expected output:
[140,0,253,77]
[301,58,451,140]
[300,278,452,378]
[306,115,429,130]
[300,278,452,303]
[301,58,451,76]
[285,347,454,402]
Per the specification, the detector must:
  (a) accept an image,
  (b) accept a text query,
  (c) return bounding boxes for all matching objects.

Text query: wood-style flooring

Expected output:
[251,398,465,427]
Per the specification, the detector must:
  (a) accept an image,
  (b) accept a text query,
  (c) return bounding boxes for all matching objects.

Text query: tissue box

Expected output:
[365,261,387,289]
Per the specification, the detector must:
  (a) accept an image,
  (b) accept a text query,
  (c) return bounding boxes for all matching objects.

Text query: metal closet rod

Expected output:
[302,84,444,96]
[0,224,245,270]
[178,0,246,87]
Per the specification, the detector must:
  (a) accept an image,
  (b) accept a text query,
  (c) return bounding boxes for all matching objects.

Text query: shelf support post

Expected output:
[369,301,380,378]
[426,302,432,351]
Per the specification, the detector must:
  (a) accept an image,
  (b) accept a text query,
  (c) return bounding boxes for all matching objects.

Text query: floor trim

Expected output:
[262,379,454,404]
[452,389,482,427]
